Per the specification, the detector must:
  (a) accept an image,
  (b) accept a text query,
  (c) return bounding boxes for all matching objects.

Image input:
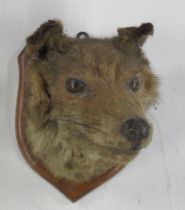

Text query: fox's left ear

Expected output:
[117,23,154,47]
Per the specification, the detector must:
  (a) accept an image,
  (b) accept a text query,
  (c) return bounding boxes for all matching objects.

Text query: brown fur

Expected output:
[23,20,158,183]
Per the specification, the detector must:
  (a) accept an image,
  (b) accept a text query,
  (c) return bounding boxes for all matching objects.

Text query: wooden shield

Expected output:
[15,20,155,202]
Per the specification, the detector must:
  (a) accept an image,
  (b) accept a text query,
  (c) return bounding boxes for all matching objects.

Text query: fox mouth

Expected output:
[53,115,152,157]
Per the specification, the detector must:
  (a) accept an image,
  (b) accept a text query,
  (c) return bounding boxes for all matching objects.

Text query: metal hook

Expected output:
[76,32,89,39]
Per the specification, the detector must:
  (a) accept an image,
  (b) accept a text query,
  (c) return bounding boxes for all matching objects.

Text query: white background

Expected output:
[0,0,185,209]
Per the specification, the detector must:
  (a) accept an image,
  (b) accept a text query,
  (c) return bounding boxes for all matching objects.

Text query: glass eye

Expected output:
[65,78,85,94]
[128,78,140,91]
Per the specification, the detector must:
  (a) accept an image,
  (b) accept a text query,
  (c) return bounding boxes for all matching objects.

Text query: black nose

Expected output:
[120,117,150,141]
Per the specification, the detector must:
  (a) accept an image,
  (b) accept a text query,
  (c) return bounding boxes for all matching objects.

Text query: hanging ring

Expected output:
[76,32,89,39]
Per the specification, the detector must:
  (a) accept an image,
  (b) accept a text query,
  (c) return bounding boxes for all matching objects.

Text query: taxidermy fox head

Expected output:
[23,20,158,183]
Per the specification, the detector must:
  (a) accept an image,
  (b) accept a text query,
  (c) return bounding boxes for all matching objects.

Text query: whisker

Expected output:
[56,117,110,136]
[60,114,117,127]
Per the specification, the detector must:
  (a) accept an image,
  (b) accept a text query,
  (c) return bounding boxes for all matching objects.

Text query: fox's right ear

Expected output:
[26,20,72,58]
